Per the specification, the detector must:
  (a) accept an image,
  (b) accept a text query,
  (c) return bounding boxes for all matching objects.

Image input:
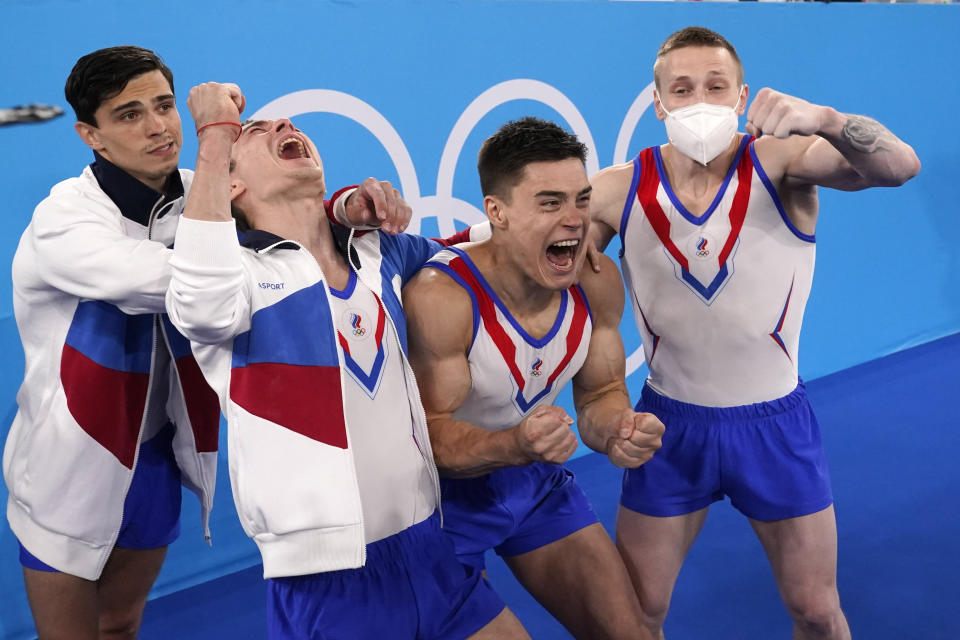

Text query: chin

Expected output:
[540,268,578,291]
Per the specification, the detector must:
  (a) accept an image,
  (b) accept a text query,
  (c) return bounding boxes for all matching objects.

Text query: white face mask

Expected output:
[659,90,742,166]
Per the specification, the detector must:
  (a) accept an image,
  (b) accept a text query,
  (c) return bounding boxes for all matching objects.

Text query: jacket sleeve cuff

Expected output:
[326,186,360,227]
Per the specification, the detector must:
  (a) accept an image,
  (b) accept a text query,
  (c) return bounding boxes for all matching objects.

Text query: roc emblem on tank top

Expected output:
[636,139,755,306]
[331,272,388,398]
[443,249,590,415]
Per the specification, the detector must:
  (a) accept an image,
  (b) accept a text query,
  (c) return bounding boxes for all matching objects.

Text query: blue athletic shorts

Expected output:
[266,512,505,640]
[620,382,833,522]
[439,461,600,570]
[19,423,182,572]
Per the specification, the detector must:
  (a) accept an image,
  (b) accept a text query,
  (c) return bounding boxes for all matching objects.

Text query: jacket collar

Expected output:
[238,229,302,252]
[239,222,358,266]
[89,151,184,227]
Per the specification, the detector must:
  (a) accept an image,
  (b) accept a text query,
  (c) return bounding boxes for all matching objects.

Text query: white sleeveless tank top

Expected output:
[424,247,593,430]
[619,137,815,407]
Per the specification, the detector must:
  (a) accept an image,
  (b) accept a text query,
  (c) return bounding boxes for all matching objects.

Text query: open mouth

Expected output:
[277,136,309,161]
[148,141,175,155]
[545,239,580,271]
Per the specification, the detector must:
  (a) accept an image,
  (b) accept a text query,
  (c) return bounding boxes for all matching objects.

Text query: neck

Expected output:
[247,194,347,279]
[473,241,560,315]
[662,134,742,194]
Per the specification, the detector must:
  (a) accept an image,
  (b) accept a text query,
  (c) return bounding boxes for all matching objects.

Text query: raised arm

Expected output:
[748,88,921,192]
[573,254,663,468]
[404,267,579,478]
[165,82,249,344]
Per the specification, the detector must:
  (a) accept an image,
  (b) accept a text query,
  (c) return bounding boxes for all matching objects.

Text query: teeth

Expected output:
[551,239,579,248]
[279,137,306,158]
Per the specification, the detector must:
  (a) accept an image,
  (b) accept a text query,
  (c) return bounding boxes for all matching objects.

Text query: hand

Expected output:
[515,405,579,464]
[745,88,825,140]
[187,82,245,133]
[605,410,663,469]
[344,177,412,234]
[585,241,602,274]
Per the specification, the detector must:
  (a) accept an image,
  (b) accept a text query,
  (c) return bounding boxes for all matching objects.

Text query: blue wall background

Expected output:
[1,1,957,637]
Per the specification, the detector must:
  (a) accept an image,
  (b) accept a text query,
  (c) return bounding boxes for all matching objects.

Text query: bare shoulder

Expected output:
[403,265,474,347]
[577,253,625,327]
[590,161,635,228]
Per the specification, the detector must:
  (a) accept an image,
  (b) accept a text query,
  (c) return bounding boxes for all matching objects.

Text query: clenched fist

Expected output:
[605,409,664,469]
[746,88,826,140]
[515,405,579,465]
[188,82,245,135]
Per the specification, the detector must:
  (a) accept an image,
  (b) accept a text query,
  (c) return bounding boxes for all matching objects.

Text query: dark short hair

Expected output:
[654,26,743,88]
[478,117,587,202]
[65,46,174,126]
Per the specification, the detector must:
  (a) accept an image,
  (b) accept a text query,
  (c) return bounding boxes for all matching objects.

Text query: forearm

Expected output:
[31,199,173,314]
[185,127,235,222]
[429,417,529,478]
[817,107,921,186]
[575,381,632,454]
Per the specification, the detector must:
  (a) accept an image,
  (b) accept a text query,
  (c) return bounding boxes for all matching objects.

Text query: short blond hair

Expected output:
[653,26,743,89]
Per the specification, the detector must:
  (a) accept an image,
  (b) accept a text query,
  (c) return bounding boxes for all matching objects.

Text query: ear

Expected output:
[484,195,508,230]
[653,90,667,122]
[230,179,247,202]
[74,121,104,151]
[737,84,749,116]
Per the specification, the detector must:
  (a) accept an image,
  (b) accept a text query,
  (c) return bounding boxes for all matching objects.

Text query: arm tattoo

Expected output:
[841,114,895,154]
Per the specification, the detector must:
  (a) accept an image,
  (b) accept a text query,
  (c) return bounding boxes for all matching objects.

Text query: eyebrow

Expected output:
[672,70,730,81]
[239,120,269,137]
[110,100,143,114]
[535,185,593,199]
[109,94,175,115]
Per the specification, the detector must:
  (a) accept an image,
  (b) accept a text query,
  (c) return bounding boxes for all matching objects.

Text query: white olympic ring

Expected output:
[251,80,656,376]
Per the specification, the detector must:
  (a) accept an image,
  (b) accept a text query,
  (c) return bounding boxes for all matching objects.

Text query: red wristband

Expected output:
[196,121,242,142]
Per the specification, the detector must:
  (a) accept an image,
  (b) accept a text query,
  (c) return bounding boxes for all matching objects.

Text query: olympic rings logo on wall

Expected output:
[252,78,656,376]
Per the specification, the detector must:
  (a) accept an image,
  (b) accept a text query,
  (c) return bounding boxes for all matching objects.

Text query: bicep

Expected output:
[573,257,628,407]
[573,315,628,410]
[404,273,473,417]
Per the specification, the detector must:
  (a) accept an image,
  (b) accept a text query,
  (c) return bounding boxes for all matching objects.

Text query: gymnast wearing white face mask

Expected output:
[585,26,920,640]
[658,87,743,166]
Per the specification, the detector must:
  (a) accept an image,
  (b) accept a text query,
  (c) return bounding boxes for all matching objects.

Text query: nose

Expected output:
[561,205,585,229]
[146,111,166,137]
[274,119,295,133]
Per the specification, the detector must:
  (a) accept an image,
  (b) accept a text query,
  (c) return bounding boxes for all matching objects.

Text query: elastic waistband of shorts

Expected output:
[364,511,440,566]
[638,381,809,422]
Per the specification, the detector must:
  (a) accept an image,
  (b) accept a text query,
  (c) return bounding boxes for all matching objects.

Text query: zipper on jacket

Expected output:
[100,196,170,575]
[146,194,167,240]
[158,319,214,545]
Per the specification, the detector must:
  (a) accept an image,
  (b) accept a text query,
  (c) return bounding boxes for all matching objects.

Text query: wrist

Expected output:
[509,426,535,465]
[197,121,242,142]
[817,106,845,139]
